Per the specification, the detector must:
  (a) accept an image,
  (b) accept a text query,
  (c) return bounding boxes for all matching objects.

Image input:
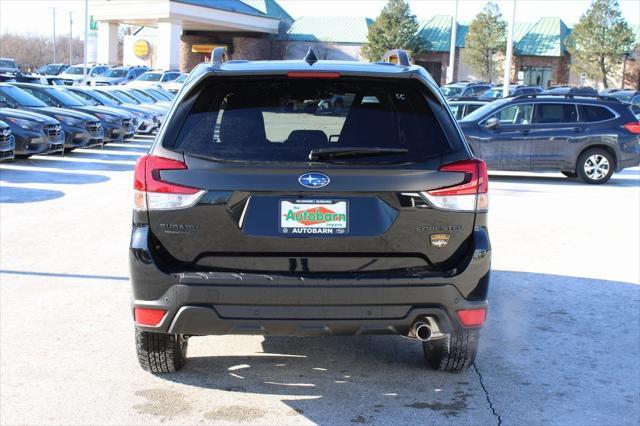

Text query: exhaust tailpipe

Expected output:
[413,321,433,342]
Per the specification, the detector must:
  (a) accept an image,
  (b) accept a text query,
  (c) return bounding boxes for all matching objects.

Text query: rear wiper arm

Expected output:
[308,147,408,161]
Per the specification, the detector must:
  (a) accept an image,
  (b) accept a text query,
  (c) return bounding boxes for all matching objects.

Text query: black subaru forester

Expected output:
[130,49,491,373]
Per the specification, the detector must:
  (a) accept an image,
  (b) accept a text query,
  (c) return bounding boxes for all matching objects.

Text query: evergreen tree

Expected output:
[566,0,635,88]
[363,0,427,61]
[462,2,507,82]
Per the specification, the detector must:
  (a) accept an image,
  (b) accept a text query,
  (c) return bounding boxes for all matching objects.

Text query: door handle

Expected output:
[573,127,584,132]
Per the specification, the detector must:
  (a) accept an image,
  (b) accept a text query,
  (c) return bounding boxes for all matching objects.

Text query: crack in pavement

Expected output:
[473,362,502,426]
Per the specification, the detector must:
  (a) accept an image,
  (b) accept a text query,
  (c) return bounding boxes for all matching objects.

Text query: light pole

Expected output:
[447,0,459,84]
[52,8,57,62]
[621,51,630,89]
[69,11,73,65]
[503,0,517,97]
[83,0,88,84]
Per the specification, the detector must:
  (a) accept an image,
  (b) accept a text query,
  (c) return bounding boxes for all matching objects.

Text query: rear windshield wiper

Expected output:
[308,147,408,161]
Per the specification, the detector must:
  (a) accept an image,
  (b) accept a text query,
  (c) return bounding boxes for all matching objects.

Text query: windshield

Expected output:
[61,89,96,106]
[460,98,510,122]
[0,59,17,68]
[0,85,47,107]
[136,72,162,82]
[167,78,451,164]
[95,90,126,105]
[130,89,157,103]
[112,90,142,104]
[146,88,172,101]
[479,88,511,99]
[83,89,118,106]
[45,65,65,75]
[610,91,635,102]
[174,74,187,83]
[441,86,463,97]
[64,66,85,75]
[45,88,85,106]
[102,69,128,78]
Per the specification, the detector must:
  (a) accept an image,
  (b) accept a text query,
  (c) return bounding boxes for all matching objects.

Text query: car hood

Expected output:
[0,107,59,125]
[26,106,98,122]
[72,105,130,119]
[92,76,126,84]
[133,103,168,114]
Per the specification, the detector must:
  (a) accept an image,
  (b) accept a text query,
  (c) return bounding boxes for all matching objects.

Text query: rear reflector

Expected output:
[457,308,486,327]
[623,122,640,134]
[134,307,166,326]
[420,159,489,211]
[133,155,205,211]
[287,72,341,79]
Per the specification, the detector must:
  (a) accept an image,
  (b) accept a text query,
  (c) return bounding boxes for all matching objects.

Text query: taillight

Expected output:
[134,307,166,326]
[457,308,487,327]
[287,72,341,79]
[420,159,488,212]
[623,122,640,134]
[133,154,204,211]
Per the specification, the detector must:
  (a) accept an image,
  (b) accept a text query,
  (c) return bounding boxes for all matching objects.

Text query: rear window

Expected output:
[169,78,451,163]
[578,105,615,122]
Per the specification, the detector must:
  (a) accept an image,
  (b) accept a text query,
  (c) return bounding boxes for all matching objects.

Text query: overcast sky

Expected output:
[0,0,638,37]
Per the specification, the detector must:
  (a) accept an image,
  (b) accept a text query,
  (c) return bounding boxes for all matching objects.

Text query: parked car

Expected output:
[14,74,65,85]
[543,86,599,96]
[447,99,491,120]
[0,107,64,156]
[458,94,640,183]
[440,81,493,100]
[0,119,16,161]
[88,65,148,86]
[161,73,187,93]
[0,83,103,150]
[129,48,491,374]
[477,85,543,100]
[143,86,175,101]
[129,70,181,88]
[0,58,20,74]
[606,90,640,113]
[36,63,69,76]
[65,87,158,134]
[95,87,167,132]
[127,87,171,107]
[57,63,109,86]
[13,83,134,143]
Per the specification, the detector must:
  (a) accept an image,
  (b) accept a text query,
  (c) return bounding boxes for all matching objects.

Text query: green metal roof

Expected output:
[514,17,571,56]
[172,0,291,21]
[239,0,293,23]
[417,16,571,57]
[286,17,373,44]
[418,16,467,52]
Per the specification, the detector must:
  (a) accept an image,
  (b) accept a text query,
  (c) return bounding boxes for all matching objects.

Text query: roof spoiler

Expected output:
[210,47,228,66]
[380,49,412,66]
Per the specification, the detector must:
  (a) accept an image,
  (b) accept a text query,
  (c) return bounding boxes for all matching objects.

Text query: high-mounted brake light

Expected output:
[623,122,640,134]
[287,72,341,79]
[133,155,205,211]
[457,308,486,327]
[134,307,167,326]
[420,159,488,212]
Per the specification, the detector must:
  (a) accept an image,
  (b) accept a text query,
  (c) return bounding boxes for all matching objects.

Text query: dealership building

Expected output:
[92,0,639,88]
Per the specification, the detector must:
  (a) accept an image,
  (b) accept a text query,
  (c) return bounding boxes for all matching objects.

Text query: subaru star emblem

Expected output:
[298,172,330,188]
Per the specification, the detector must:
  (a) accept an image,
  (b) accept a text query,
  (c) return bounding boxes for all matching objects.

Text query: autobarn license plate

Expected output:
[280,200,348,235]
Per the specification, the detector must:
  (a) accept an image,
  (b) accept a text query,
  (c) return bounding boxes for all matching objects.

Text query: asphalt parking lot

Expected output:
[1,136,639,425]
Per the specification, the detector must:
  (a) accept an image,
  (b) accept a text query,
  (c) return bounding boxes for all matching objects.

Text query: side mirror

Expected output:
[484,117,499,130]
[0,100,8,108]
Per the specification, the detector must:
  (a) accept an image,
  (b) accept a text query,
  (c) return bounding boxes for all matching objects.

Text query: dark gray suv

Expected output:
[130,49,491,373]
[458,94,640,183]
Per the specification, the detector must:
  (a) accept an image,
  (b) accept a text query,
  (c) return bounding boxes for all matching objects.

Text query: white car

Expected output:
[161,73,187,94]
[128,70,182,88]
[58,64,109,86]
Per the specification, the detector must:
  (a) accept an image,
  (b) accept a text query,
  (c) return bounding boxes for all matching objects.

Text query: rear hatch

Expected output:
[136,75,486,275]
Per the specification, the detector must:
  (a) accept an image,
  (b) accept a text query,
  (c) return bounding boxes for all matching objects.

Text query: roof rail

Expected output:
[381,49,412,66]
[210,47,228,66]
[511,93,621,102]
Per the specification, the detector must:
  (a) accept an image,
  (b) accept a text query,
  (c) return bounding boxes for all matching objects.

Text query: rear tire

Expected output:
[561,171,577,178]
[135,330,188,373]
[577,148,614,184]
[423,329,479,372]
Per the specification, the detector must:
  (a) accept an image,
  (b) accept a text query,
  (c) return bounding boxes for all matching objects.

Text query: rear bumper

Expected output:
[130,226,491,337]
